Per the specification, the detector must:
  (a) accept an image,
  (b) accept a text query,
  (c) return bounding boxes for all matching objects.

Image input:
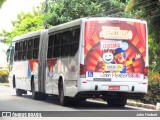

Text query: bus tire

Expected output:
[70,98,79,106]
[31,81,39,100]
[59,80,68,106]
[107,98,127,107]
[39,93,48,100]
[13,75,16,88]
[16,89,22,96]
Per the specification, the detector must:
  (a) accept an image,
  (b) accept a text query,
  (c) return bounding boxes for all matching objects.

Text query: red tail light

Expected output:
[80,64,87,77]
[144,67,148,76]
[144,67,148,79]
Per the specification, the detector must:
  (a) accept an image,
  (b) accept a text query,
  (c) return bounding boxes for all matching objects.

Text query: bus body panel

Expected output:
[9,30,43,94]
[46,21,81,97]
[10,60,39,90]
[78,18,148,96]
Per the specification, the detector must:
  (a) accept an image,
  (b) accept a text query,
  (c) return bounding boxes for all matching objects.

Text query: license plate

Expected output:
[108,86,120,90]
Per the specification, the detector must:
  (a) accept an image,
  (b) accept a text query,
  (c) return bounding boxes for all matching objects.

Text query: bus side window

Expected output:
[61,31,69,57]
[53,33,61,58]
[18,41,23,51]
[18,51,22,61]
[70,43,79,56]
[28,39,33,50]
[22,51,27,60]
[14,42,19,61]
[53,46,61,58]
[69,28,80,56]
[33,37,40,59]
[33,37,40,49]
[62,31,70,44]
[33,49,38,59]
[27,38,33,60]
[15,42,19,51]
[47,47,53,58]
[47,35,54,58]
[27,50,33,60]
[54,33,61,46]
[61,44,69,57]
[22,40,27,60]
[48,35,54,47]
[23,40,27,50]
[14,51,18,61]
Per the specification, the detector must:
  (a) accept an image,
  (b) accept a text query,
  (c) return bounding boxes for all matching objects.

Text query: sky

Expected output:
[0,0,44,68]
[0,0,45,32]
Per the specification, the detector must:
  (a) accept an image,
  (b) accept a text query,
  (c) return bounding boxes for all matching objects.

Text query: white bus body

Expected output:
[8,17,148,106]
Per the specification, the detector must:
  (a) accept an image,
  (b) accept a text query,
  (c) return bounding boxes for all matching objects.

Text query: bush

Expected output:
[140,72,160,105]
[0,69,9,83]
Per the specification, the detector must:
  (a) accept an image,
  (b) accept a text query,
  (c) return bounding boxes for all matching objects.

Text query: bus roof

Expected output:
[81,17,147,23]
[12,17,146,42]
[48,17,146,33]
[48,19,82,34]
[12,30,44,42]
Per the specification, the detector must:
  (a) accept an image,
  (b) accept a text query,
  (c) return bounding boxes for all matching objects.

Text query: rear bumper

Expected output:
[78,78,148,93]
[75,91,146,100]
[76,78,148,100]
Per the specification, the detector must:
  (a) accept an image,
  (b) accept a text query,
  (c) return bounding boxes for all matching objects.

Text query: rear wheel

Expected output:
[16,89,22,96]
[31,81,39,100]
[39,93,48,100]
[70,98,79,106]
[107,98,127,107]
[13,76,16,88]
[59,81,68,106]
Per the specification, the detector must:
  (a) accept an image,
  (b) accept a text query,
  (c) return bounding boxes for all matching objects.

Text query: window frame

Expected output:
[47,26,80,59]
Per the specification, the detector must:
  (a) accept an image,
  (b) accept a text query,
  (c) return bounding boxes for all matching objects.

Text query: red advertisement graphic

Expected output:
[47,59,57,73]
[29,60,38,76]
[84,20,147,74]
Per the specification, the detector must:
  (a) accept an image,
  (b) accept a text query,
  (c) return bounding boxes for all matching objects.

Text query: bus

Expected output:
[7,17,148,107]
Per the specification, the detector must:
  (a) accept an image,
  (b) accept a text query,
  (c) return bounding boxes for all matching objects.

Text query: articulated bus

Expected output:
[7,17,148,107]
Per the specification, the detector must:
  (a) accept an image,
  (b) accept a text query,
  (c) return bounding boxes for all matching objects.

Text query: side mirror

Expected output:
[6,48,10,62]
[6,45,13,63]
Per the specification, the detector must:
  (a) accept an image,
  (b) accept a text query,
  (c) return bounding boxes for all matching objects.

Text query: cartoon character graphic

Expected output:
[102,51,114,63]
[96,47,141,73]
[113,48,141,73]
[96,50,114,72]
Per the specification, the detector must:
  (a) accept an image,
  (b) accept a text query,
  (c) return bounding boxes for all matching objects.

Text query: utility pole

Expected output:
[44,0,48,29]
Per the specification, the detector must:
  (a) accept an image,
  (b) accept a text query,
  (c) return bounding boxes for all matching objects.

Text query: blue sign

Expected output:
[88,72,93,77]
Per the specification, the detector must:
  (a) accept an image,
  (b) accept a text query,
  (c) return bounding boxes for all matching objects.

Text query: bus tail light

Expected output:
[80,64,87,78]
[144,67,148,79]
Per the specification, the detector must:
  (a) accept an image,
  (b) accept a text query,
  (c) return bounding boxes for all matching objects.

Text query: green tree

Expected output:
[1,8,45,44]
[45,0,128,26]
[0,0,6,8]
[2,0,128,44]
[45,0,103,26]
[125,0,160,72]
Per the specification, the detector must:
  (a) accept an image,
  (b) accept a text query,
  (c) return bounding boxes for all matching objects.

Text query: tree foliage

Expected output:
[1,0,128,44]
[0,0,6,8]
[125,0,160,72]
[45,0,128,26]
[45,0,104,26]
[1,8,45,44]
[140,71,160,105]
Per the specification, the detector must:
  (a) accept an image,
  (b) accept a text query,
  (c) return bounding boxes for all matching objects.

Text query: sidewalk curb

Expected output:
[0,83,9,87]
[90,98,159,110]
[127,101,157,110]
[156,103,160,111]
